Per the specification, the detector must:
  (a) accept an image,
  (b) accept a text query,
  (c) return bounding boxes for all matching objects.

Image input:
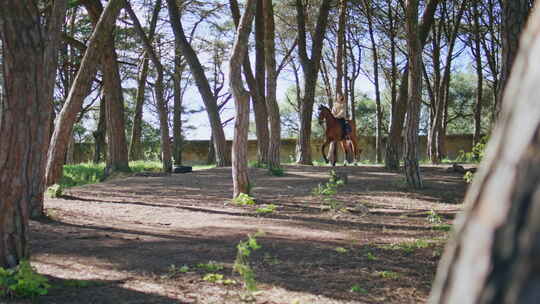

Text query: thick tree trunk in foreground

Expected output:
[167,0,230,166]
[0,0,67,266]
[230,0,256,198]
[403,0,423,189]
[430,7,540,302]
[46,0,123,186]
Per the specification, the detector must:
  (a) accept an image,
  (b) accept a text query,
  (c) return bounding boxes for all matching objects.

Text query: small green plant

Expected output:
[312,170,345,197]
[202,273,236,285]
[464,171,474,183]
[232,193,256,206]
[263,253,281,265]
[380,239,430,253]
[335,247,348,254]
[432,224,452,232]
[196,261,224,272]
[366,252,378,261]
[46,184,63,198]
[234,232,263,292]
[375,270,400,279]
[256,204,277,214]
[268,166,285,177]
[0,261,50,299]
[426,210,443,224]
[350,284,368,294]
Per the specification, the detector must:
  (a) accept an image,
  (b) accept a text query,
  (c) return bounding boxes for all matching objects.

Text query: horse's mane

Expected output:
[318,105,335,119]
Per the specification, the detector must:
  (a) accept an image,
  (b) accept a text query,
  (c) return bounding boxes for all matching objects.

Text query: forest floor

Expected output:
[16,164,468,304]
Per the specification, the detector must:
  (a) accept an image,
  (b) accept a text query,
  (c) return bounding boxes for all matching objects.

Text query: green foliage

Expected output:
[46,184,64,198]
[350,284,368,294]
[432,224,452,232]
[268,166,285,177]
[232,193,256,206]
[464,171,475,184]
[366,252,378,261]
[0,261,50,299]
[312,170,346,211]
[426,210,443,224]
[335,247,348,254]
[196,261,224,272]
[380,239,430,253]
[129,160,163,173]
[234,232,263,292]
[375,270,400,279]
[256,204,277,214]
[202,273,236,285]
[60,163,105,188]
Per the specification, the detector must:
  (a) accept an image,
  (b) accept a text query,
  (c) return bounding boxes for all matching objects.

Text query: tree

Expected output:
[230,0,256,198]
[263,0,281,169]
[403,0,423,189]
[129,1,161,162]
[167,0,231,166]
[125,0,173,173]
[295,0,332,165]
[81,0,130,176]
[385,0,438,170]
[430,4,540,301]
[0,0,67,266]
[46,0,124,189]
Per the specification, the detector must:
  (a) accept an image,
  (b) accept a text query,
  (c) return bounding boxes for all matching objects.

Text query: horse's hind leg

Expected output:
[340,141,350,166]
[331,141,338,167]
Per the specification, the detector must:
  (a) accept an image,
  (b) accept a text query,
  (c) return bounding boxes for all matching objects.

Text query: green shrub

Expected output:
[268,166,284,177]
[256,204,277,214]
[234,232,263,292]
[232,193,256,206]
[46,184,63,198]
[0,261,50,299]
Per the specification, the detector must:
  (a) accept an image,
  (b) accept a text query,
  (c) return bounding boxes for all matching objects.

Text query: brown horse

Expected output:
[317,105,361,166]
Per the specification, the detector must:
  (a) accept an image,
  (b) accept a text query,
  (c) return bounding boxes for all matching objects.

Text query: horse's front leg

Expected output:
[340,140,350,166]
[321,139,330,164]
[331,141,338,167]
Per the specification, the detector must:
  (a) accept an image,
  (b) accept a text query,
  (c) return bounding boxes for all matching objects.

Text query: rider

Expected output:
[331,94,351,139]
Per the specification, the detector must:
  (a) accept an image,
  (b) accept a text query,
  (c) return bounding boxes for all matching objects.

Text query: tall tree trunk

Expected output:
[172,58,184,166]
[430,8,540,300]
[167,0,230,166]
[230,0,256,198]
[254,0,269,165]
[403,0,423,189]
[335,0,347,99]
[93,95,107,163]
[47,0,123,185]
[229,0,269,166]
[472,1,483,148]
[124,0,172,172]
[496,0,531,119]
[0,0,67,266]
[130,0,160,162]
[264,0,281,169]
[385,0,438,170]
[362,0,383,163]
[129,54,149,161]
[81,0,130,176]
[295,0,332,165]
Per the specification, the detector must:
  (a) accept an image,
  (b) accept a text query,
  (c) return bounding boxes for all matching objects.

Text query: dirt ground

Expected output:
[16,165,467,304]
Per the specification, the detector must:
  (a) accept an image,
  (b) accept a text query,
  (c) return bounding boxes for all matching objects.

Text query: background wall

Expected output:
[73,134,474,165]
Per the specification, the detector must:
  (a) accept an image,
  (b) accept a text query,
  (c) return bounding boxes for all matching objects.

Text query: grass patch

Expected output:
[256,204,277,214]
[432,224,452,232]
[196,261,224,272]
[379,239,431,253]
[350,284,368,294]
[374,270,400,279]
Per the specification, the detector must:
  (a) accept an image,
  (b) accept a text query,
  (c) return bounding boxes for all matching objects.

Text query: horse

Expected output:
[317,105,361,166]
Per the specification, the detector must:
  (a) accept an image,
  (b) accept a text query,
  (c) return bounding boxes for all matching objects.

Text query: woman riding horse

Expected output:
[317,101,360,166]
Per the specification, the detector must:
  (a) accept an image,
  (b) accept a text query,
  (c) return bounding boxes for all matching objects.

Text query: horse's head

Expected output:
[317,105,329,125]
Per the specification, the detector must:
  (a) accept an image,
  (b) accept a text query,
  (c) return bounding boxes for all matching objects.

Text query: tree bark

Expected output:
[0,0,67,266]
[403,0,423,189]
[124,0,172,172]
[129,54,150,161]
[254,0,270,165]
[472,0,483,148]
[430,7,540,301]
[335,0,347,99]
[82,0,130,176]
[172,57,185,166]
[295,0,332,165]
[496,0,530,119]
[230,0,256,198]
[263,0,281,169]
[93,95,107,163]
[385,0,438,170]
[167,0,230,166]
